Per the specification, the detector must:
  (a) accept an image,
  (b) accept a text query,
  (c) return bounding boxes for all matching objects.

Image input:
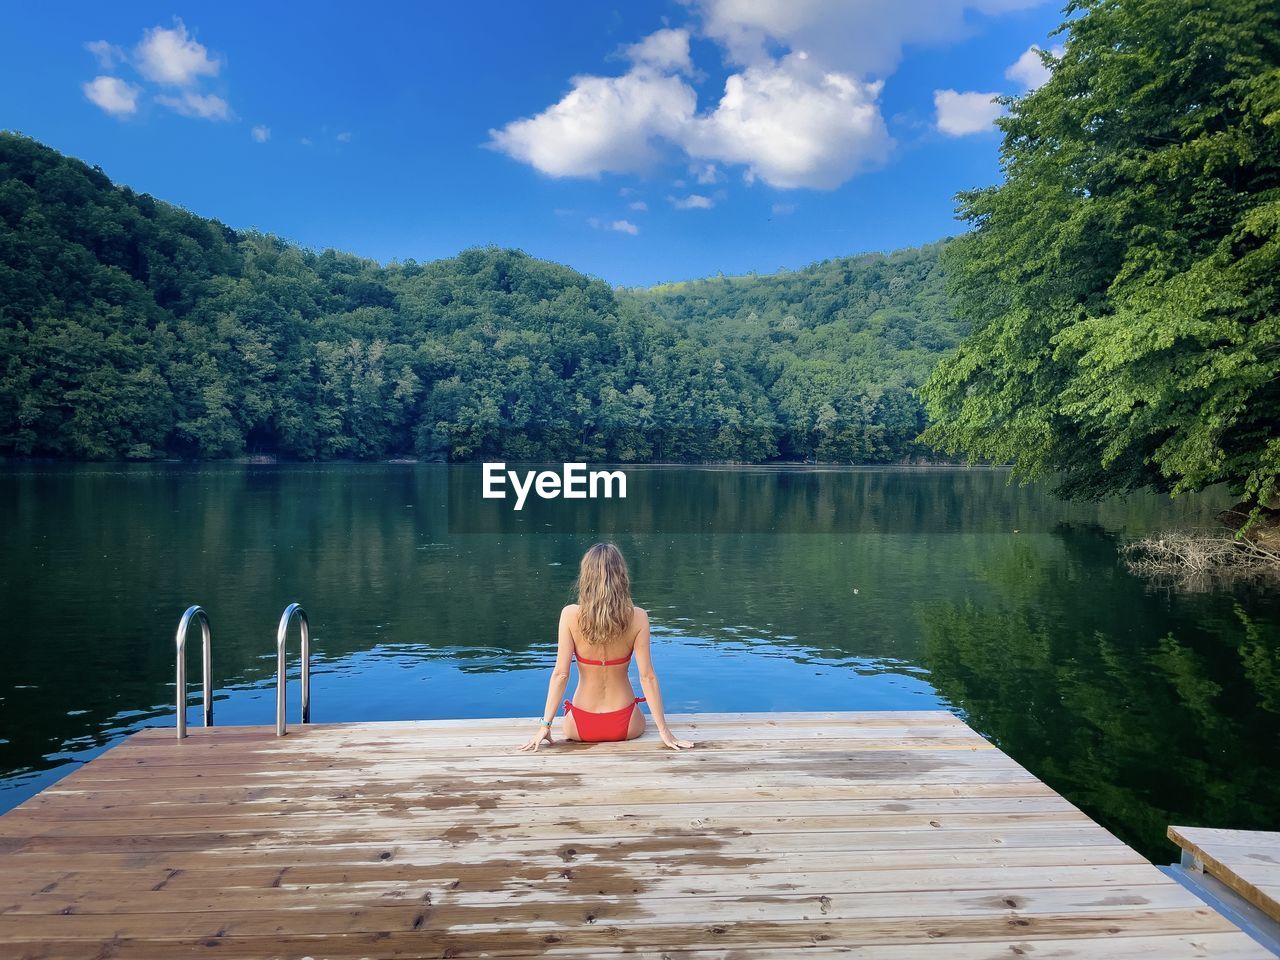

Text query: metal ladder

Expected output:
[275,602,311,736]
[173,602,313,739]
[174,605,212,740]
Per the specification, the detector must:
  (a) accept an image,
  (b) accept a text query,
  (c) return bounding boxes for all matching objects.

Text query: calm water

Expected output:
[1,463,1277,861]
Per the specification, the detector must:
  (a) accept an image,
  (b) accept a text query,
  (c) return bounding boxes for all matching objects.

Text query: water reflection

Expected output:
[918,523,1280,858]
[0,463,1274,862]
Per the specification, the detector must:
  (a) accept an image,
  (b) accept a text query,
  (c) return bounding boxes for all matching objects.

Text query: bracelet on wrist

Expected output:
[539,718,552,727]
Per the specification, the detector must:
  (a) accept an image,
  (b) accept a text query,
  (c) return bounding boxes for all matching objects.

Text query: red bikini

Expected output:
[563,649,645,742]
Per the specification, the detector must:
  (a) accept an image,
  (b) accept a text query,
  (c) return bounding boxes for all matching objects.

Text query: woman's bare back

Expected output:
[564,603,645,713]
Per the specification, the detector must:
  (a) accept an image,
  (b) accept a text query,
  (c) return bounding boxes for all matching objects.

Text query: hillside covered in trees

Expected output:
[0,133,963,463]
[627,245,962,462]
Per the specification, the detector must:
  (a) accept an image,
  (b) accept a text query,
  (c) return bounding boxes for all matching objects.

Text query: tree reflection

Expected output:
[919,524,1280,861]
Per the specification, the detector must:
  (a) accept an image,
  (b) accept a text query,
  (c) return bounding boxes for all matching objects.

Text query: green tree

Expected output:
[921,0,1280,515]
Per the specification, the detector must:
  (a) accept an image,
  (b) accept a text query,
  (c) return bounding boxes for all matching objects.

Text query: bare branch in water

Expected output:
[1121,531,1280,592]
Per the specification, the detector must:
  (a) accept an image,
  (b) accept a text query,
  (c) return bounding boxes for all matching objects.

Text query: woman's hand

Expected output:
[658,728,694,750]
[518,725,553,752]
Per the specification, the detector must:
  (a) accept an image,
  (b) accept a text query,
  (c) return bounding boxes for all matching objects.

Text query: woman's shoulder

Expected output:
[628,607,648,644]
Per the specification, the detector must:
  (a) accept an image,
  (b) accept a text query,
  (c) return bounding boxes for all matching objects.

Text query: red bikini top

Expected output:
[574,648,632,666]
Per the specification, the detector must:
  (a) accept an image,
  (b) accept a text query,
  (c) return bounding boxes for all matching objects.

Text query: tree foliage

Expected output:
[0,133,960,463]
[921,0,1280,510]
[628,245,964,462]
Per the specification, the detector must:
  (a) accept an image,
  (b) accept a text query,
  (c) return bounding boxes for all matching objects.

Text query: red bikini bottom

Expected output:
[563,697,645,742]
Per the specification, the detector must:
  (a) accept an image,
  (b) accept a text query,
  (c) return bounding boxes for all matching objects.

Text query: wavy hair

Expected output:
[575,543,633,646]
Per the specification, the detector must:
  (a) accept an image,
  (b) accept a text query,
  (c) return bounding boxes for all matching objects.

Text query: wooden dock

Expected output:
[1170,825,1280,924]
[0,711,1270,958]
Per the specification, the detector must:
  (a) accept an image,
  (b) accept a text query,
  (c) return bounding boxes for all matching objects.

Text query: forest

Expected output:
[0,133,961,464]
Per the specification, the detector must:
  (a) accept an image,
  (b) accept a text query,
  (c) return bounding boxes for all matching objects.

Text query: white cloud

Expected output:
[488,64,697,177]
[301,137,314,146]
[84,21,231,124]
[693,0,1043,76]
[83,76,140,116]
[771,202,796,215]
[629,200,649,211]
[624,28,692,75]
[491,2,1038,190]
[135,20,220,87]
[85,40,125,70]
[669,193,715,209]
[589,217,640,235]
[336,131,353,142]
[490,46,887,190]
[156,90,232,121]
[251,125,271,143]
[1005,44,1060,91]
[934,89,1003,135]
[686,53,891,189]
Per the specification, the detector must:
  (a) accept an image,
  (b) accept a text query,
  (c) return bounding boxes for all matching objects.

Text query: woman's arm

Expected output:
[519,605,575,752]
[633,609,694,750]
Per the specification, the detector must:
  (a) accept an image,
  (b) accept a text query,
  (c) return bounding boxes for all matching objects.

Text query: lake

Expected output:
[1,463,1277,862]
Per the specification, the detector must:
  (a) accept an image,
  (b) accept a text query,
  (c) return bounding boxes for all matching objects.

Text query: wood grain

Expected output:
[1169,824,1280,922]
[0,712,1267,958]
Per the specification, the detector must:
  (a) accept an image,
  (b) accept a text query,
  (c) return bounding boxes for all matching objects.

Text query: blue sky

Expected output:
[1,2,1065,287]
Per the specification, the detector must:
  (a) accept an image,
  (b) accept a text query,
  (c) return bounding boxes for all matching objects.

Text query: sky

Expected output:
[0,2,1067,287]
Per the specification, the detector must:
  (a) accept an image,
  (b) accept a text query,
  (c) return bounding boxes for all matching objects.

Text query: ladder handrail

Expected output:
[275,602,311,736]
[174,605,212,740]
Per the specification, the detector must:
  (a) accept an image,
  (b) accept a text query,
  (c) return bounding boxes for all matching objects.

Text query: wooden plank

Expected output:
[1170,828,1280,851]
[121,721,984,746]
[10,794,1078,823]
[0,911,1245,958]
[117,731,989,754]
[117,712,976,748]
[1166,844,1280,865]
[0,932,1269,960]
[54,738,996,772]
[0,841,1150,881]
[29,781,1062,811]
[56,746,1015,776]
[2,935,1267,960]
[0,883,1217,937]
[41,769,1046,796]
[1,823,1128,857]
[126,711,971,736]
[0,863,1173,905]
[1169,825,1280,922]
[45,750,1029,781]
[0,807,1095,840]
[49,742,993,778]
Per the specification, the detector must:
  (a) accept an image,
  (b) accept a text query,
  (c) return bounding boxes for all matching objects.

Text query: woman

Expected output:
[520,543,693,752]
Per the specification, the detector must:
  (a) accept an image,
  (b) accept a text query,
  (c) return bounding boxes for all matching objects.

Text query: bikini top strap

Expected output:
[573,649,633,667]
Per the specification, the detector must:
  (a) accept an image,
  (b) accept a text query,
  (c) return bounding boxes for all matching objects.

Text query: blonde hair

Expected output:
[575,543,633,646]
